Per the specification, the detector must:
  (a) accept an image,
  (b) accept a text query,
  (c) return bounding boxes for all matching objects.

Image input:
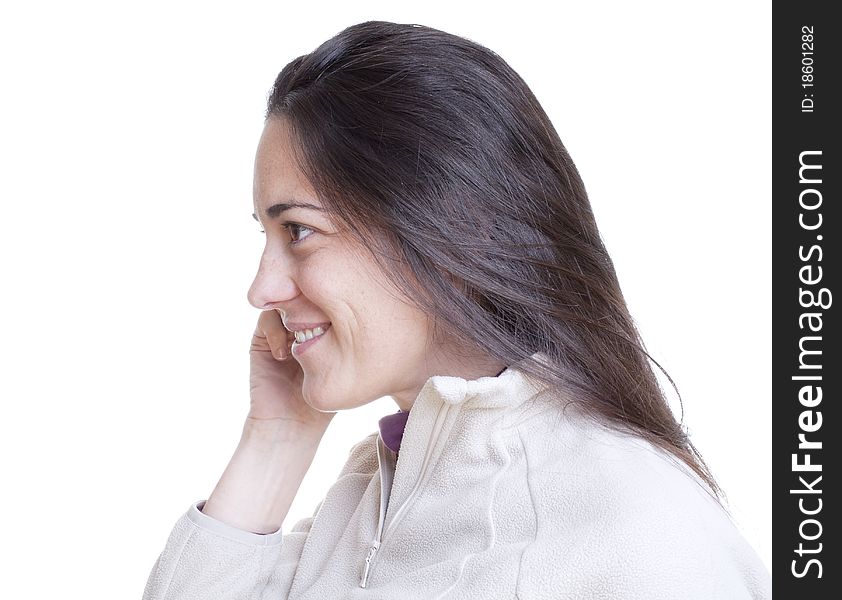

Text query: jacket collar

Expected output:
[381,351,553,523]
[413,350,552,410]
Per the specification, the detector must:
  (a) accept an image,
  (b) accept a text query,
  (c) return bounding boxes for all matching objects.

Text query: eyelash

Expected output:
[259,221,313,245]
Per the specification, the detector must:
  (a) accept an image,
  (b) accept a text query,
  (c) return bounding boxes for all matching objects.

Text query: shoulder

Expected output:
[337,430,380,479]
[300,431,379,526]
[517,405,770,598]
[518,401,719,513]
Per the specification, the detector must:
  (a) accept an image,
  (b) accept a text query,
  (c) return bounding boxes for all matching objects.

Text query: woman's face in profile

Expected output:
[248,118,442,411]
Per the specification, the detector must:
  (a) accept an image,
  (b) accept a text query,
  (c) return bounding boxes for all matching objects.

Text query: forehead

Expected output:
[252,119,324,218]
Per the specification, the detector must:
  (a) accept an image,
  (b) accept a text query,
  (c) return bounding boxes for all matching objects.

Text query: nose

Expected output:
[247,250,299,310]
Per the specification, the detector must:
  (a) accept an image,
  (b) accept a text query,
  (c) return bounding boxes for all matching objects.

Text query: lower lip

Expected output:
[291,327,330,357]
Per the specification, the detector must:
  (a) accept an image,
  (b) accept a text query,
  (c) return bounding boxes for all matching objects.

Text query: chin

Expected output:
[302,389,340,413]
[304,387,373,413]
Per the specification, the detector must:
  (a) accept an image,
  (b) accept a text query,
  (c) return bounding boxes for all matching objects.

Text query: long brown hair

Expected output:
[264,21,723,501]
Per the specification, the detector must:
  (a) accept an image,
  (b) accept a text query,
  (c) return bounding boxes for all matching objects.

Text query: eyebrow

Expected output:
[252,201,325,222]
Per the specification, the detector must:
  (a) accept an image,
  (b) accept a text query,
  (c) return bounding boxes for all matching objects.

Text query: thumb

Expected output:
[255,309,293,360]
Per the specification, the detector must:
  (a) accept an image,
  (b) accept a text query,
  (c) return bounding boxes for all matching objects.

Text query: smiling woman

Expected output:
[142,20,771,599]
[245,117,506,414]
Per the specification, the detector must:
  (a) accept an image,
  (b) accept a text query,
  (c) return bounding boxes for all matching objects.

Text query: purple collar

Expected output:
[378,409,410,455]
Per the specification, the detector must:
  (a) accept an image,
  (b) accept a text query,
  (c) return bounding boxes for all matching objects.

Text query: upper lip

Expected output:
[283,320,332,333]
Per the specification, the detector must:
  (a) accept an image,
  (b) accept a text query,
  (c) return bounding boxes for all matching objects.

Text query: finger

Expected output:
[257,309,292,359]
[279,330,296,360]
[272,331,294,360]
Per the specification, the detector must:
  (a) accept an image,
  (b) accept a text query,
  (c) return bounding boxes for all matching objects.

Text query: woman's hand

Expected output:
[247,309,336,432]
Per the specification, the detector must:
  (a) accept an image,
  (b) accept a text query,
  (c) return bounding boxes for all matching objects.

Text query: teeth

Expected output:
[294,326,325,343]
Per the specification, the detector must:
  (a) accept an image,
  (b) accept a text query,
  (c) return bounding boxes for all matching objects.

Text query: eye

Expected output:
[281,222,314,245]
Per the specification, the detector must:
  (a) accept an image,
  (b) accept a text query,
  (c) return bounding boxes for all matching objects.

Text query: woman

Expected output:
[143,20,770,599]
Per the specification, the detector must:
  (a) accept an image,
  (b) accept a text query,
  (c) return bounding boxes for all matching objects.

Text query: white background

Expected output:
[0,0,770,594]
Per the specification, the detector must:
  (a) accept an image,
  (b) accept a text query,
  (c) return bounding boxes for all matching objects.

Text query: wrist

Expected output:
[241,415,329,447]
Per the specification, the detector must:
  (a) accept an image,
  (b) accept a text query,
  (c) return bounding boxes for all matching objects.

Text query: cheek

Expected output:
[305,248,427,339]
[295,254,342,297]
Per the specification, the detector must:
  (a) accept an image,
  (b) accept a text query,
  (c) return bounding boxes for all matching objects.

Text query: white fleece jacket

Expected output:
[142,352,771,599]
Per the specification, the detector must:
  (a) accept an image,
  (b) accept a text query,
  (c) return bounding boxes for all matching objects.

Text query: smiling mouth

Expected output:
[292,323,332,343]
[291,324,330,357]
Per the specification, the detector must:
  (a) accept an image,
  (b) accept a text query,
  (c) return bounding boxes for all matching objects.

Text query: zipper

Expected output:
[360,434,390,588]
[360,541,380,588]
[359,402,451,588]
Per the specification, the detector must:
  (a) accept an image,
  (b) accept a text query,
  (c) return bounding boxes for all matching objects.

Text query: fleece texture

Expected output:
[142,351,771,599]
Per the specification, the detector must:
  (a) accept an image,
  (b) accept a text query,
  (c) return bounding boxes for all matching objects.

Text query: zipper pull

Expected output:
[359,540,380,588]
